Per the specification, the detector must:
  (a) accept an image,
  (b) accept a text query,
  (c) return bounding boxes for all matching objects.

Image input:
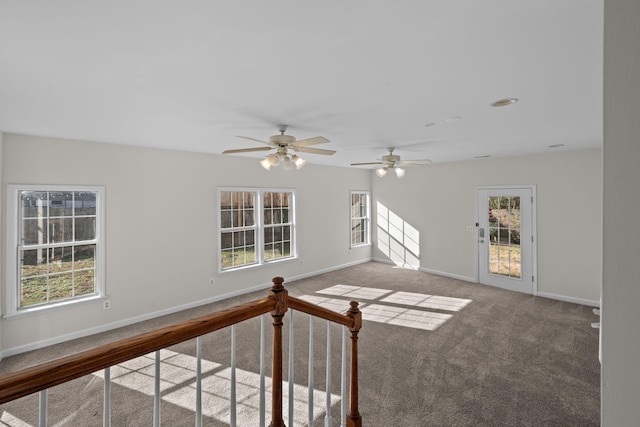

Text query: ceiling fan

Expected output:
[351,147,432,178]
[223,124,335,170]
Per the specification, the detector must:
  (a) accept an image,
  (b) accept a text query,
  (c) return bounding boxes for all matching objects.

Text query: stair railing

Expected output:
[0,277,362,427]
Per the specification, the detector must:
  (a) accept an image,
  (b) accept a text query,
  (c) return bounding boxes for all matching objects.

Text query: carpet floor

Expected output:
[0,262,600,426]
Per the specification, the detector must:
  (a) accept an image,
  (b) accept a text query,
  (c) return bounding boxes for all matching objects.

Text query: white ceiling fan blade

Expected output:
[291,136,330,147]
[236,135,273,146]
[295,146,336,155]
[351,161,384,166]
[400,159,433,166]
[223,147,272,154]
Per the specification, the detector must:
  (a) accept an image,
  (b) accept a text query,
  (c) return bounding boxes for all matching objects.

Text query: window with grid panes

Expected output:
[219,188,295,271]
[219,191,257,270]
[263,191,293,261]
[6,185,105,316]
[350,191,371,246]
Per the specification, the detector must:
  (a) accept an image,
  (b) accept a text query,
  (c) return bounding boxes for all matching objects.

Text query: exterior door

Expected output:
[477,187,536,294]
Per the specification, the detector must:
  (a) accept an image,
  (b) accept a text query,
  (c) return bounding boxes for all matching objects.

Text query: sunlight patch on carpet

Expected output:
[309,285,472,331]
[381,291,472,312]
[362,304,452,331]
[298,294,360,313]
[0,411,31,427]
[315,284,392,300]
[91,349,340,425]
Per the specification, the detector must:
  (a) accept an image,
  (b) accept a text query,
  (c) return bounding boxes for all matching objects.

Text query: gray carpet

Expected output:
[0,262,600,426]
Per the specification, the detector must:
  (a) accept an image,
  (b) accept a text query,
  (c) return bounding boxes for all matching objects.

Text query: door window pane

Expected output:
[488,196,521,279]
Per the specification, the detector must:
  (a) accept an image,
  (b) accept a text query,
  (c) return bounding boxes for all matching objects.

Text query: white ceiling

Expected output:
[0,1,603,168]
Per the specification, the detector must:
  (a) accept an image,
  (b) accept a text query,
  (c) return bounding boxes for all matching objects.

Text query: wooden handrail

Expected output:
[0,296,274,404]
[288,295,356,328]
[0,277,363,426]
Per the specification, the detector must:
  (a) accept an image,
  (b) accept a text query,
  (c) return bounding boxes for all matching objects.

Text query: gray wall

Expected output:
[0,133,606,366]
[602,0,640,424]
[0,133,372,355]
[372,149,602,304]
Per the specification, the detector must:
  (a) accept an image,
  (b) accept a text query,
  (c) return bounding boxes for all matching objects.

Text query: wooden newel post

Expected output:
[269,277,288,427]
[346,300,363,427]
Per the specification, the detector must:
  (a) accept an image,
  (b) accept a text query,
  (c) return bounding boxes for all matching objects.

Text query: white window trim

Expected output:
[217,187,297,273]
[4,184,106,319]
[350,190,371,248]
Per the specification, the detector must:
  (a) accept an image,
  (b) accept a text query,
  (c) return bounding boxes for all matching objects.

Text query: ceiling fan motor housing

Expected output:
[383,154,400,166]
[269,134,296,145]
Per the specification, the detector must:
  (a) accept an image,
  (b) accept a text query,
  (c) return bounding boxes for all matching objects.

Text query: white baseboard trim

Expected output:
[371,257,476,283]
[417,267,476,283]
[536,292,600,307]
[371,258,601,307]
[371,257,415,268]
[0,258,373,359]
[285,258,372,284]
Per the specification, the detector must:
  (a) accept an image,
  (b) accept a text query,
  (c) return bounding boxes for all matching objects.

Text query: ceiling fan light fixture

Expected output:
[260,157,272,170]
[266,153,280,166]
[376,167,388,177]
[291,154,306,169]
[353,147,431,175]
[228,126,333,171]
[282,156,294,170]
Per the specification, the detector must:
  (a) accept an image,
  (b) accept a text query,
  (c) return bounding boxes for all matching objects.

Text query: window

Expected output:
[263,192,293,261]
[220,191,257,269]
[350,191,371,247]
[6,185,105,316]
[219,188,295,271]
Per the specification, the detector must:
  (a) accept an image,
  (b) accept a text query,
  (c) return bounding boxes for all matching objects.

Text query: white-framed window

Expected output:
[218,188,295,271]
[350,191,371,247]
[263,191,293,262]
[219,190,257,270]
[5,185,106,317]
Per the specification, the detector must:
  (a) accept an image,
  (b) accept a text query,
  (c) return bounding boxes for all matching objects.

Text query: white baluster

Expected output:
[308,316,315,425]
[196,336,202,427]
[153,351,161,427]
[260,315,266,427]
[288,310,295,426]
[231,324,237,427]
[341,326,348,427]
[325,321,332,427]
[38,389,47,427]
[103,367,111,427]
